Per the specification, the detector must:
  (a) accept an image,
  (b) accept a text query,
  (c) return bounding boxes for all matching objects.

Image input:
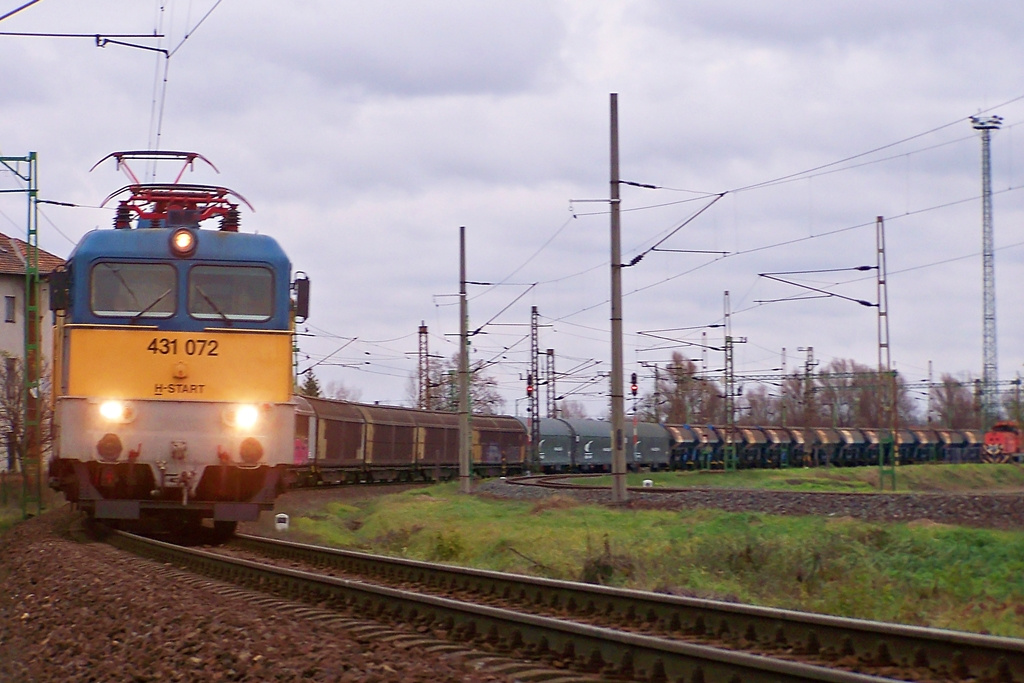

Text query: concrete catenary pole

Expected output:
[458,226,471,494]
[609,93,628,503]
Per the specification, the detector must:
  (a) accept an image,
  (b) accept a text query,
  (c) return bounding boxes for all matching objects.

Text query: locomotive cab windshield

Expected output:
[88,261,276,324]
[91,262,176,319]
[188,265,273,322]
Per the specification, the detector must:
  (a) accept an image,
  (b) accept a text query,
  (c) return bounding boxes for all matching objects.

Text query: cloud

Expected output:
[2,0,1024,415]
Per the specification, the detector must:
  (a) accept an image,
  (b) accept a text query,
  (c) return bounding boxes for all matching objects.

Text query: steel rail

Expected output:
[505,473,868,493]
[109,530,893,683]
[232,533,1024,681]
[505,473,1024,509]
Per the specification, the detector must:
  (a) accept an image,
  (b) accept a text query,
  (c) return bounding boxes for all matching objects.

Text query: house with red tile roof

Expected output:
[0,232,65,470]
[0,231,64,360]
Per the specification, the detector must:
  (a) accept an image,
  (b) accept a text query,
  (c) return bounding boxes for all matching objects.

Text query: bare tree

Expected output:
[815,358,862,426]
[895,374,921,426]
[1003,378,1023,426]
[325,380,361,402]
[772,359,921,428]
[739,383,775,425]
[726,358,921,429]
[558,400,588,419]
[931,374,981,429]
[410,353,505,415]
[655,352,722,425]
[779,372,813,426]
[814,358,891,427]
[0,355,52,472]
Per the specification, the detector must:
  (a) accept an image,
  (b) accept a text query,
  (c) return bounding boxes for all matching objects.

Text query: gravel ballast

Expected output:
[3,481,1022,681]
[0,505,513,683]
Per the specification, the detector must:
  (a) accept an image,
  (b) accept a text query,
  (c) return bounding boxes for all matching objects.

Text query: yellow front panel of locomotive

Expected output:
[66,326,293,402]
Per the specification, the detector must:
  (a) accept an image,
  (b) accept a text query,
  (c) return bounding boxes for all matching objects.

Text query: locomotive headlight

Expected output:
[98,400,135,423]
[228,404,260,431]
[235,404,259,429]
[170,228,197,257]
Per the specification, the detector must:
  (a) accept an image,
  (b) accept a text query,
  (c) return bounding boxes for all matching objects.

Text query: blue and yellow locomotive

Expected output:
[47,151,309,535]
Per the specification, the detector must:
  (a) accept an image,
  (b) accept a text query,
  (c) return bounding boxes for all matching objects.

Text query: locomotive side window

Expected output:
[91,262,177,318]
[187,265,273,322]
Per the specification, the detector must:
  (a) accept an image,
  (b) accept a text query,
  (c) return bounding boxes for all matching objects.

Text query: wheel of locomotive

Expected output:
[83,512,117,537]
[162,512,203,538]
[213,520,238,540]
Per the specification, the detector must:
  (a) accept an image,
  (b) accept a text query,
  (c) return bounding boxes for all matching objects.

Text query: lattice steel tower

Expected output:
[529,306,541,462]
[417,322,430,409]
[971,115,1002,429]
[545,348,557,418]
[0,153,42,518]
[722,291,745,471]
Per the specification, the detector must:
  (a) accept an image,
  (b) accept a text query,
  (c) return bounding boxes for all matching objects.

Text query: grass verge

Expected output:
[577,462,1024,492]
[292,477,1024,638]
[0,474,60,534]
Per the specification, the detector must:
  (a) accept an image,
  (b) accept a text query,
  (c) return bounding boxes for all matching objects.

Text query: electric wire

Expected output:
[0,0,40,23]
[148,0,225,153]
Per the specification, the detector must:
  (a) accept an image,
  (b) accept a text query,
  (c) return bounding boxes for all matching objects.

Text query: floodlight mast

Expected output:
[971,115,1002,430]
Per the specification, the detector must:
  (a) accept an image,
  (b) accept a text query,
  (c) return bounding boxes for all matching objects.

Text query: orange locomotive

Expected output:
[983,421,1022,462]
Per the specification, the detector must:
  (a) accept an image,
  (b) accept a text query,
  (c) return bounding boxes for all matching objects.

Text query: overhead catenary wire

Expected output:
[302,108,1024,407]
[303,92,1024,409]
[556,113,1024,348]
[148,0,225,154]
[625,192,726,266]
[0,31,165,38]
[0,0,41,23]
[511,117,1024,338]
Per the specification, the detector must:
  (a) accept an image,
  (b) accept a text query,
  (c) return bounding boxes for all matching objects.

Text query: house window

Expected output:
[4,296,14,323]
[4,357,15,400]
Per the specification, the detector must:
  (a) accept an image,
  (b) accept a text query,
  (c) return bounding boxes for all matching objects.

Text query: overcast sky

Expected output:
[2,1,1023,418]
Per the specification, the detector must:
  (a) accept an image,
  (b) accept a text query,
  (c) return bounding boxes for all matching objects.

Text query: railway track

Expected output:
[105,529,1023,682]
[495,473,1024,532]
[505,473,721,493]
[504,473,877,494]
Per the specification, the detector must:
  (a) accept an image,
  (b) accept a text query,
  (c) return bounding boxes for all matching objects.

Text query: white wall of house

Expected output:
[0,273,53,472]
[0,274,54,366]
